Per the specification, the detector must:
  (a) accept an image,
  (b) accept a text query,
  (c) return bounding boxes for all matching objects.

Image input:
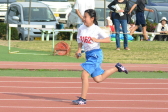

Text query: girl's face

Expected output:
[83,12,94,27]
[161,20,167,25]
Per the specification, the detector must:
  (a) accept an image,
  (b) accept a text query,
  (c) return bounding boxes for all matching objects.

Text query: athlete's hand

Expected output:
[75,51,81,59]
[91,37,99,42]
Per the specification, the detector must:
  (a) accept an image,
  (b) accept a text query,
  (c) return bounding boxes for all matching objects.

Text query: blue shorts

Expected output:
[136,12,146,27]
[81,49,105,78]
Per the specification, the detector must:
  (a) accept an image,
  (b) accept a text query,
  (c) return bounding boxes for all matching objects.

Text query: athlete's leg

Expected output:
[81,70,90,99]
[93,63,128,83]
[93,67,118,83]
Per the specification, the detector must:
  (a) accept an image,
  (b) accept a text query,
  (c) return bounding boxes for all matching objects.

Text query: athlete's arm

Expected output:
[91,37,111,43]
[75,43,83,59]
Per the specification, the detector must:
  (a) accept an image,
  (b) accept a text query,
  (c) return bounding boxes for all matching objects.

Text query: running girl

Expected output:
[72,9,128,105]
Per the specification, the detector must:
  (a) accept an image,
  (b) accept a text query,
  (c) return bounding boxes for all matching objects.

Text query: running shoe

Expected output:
[115,63,128,74]
[72,97,86,105]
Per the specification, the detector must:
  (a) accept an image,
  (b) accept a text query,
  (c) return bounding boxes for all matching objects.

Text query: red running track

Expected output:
[0,61,168,72]
[0,77,168,112]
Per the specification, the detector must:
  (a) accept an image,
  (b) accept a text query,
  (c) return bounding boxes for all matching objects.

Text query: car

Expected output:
[95,1,111,26]
[0,0,16,21]
[144,6,168,23]
[17,0,38,1]
[5,2,59,40]
[131,6,168,24]
[38,0,72,23]
[67,1,111,27]
[146,0,168,6]
[129,0,168,7]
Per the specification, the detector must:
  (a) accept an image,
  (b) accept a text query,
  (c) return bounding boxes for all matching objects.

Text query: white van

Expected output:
[5,2,58,40]
[38,0,72,22]
[0,0,16,21]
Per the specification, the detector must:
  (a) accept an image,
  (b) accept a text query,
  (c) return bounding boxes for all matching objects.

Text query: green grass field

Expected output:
[0,69,167,78]
[0,45,85,62]
[0,40,168,64]
[0,40,168,79]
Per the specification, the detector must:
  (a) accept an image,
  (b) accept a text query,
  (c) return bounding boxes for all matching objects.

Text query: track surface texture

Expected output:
[0,61,168,72]
[0,62,168,112]
[0,77,168,112]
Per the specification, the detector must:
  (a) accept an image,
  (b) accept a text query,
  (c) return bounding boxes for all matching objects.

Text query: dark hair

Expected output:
[85,9,98,25]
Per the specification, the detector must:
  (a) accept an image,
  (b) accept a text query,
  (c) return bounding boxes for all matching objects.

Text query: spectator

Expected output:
[155,17,168,41]
[74,0,95,28]
[108,0,130,50]
[106,13,113,27]
[128,0,154,41]
[106,12,115,33]
[128,19,144,41]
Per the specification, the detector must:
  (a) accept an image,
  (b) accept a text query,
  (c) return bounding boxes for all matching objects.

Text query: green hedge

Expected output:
[57,32,77,40]
[0,23,19,40]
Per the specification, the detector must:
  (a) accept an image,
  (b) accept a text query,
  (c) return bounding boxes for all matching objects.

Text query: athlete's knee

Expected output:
[81,74,88,80]
[93,78,102,83]
[81,71,89,80]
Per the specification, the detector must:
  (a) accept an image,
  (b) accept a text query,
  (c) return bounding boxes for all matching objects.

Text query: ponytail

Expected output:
[85,9,98,25]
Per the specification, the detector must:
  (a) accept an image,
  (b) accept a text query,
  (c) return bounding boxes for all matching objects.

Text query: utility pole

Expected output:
[27,0,32,41]
[6,0,9,40]
[104,0,106,26]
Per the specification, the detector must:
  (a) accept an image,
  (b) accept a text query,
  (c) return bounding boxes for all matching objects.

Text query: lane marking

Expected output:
[0,81,168,84]
[1,92,168,95]
[0,99,168,102]
[0,106,167,109]
[0,77,168,80]
[0,86,167,89]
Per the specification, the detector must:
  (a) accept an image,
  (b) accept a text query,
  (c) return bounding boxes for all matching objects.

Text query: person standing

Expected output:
[72,9,128,105]
[74,0,95,28]
[108,0,130,50]
[128,0,154,41]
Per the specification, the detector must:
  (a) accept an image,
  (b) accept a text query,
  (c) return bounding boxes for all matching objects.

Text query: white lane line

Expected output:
[0,106,167,109]
[0,77,168,80]
[0,86,167,90]
[0,99,168,103]
[1,92,168,95]
[0,81,168,84]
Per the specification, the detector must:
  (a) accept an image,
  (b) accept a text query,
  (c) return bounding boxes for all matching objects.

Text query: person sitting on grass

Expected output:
[72,9,128,105]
